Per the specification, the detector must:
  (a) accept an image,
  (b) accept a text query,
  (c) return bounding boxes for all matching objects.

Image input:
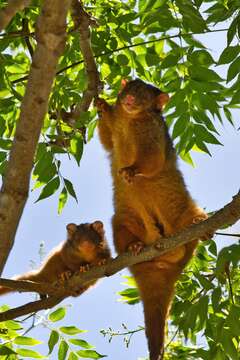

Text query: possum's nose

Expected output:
[123,94,135,105]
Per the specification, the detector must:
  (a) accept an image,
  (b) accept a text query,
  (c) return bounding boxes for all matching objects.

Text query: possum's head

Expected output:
[117,79,169,116]
[66,221,106,261]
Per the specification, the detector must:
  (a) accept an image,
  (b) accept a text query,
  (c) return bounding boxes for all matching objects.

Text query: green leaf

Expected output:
[176,0,207,32]
[194,125,222,145]
[68,353,79,360]
[218,46,240,64]
[179,151,195,167]
[76,350,106,359]
[0,345,16,355]
[59,326,85,335]
[192,110,219,134]
[118,286,140,305]
[48,330,59,355]
[227,15,238,46]
[230,89,240,105]
[69,339,94,349]
[225,305,240,336]
[211,287,222,312]
[0,138,12,150]
[70,137,83,165]
[63,178,78,202]
[197,295,209,329]
[35,176,60,202]
[48,307,66,322]
[189,66,223,82]
[189,50,215,65]
[33,150,56,184]
[58,340,69,360]
[172,114,189,139]
[14,336,42,346]
[116,54,129,66]
[223,107,234,125]
[58,187,68,214]
[16,348,46,358]
[88,120,97,141]
[221,329,239,360]
[161,53,181,69]
[146,52,160,67]
[0,151,6,162]
[4,319,23,330]
[227,56,240,82]
[195,139,211,156]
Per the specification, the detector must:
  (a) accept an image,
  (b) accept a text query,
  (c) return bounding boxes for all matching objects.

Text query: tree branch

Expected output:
[69,0,102,124]
[0,0,71,275]
[0,296,64,322]
[0,0,31,32]
[216,232,240,237]
[0,191,240,321]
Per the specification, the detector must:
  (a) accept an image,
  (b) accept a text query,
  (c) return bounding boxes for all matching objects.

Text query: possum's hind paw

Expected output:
[128,240,145,256]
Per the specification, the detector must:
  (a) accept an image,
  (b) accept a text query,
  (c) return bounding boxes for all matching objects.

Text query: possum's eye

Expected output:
[66,223,77,236]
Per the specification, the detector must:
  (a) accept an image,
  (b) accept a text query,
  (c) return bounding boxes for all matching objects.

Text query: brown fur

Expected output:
[0,221,111,297]
[96,79,207,360]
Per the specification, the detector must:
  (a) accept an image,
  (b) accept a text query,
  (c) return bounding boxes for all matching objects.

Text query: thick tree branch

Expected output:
[0,0,71,275]
[0,191,240,321]
[0,0,30,32]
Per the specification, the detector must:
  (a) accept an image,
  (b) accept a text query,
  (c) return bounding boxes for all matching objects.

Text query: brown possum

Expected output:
[0,221,111,297]
[96,79,208,360]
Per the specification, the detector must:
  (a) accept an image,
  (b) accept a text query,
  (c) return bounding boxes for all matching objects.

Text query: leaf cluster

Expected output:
[0,305,106,359]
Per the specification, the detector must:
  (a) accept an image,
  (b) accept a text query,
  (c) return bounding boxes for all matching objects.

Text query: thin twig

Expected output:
[216,232,240,238]
[22,17,34,58]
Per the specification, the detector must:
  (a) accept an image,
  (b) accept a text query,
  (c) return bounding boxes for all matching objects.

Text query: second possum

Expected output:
[96,79,208,360]
[0,221,111,297]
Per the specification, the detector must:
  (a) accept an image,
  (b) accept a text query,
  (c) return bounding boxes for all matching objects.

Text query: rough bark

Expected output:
[0,0,71,275]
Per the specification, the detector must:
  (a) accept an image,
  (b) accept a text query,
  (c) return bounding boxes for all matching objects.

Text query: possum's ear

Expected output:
[91,221,104,235]
[66,223,77,237]
[120,79,128,89]
[156,92,169,110]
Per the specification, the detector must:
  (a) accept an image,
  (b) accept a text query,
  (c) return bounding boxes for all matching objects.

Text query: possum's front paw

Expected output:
[79,264,90,272]
[58,270,72,282]
[95,98,109,114]
[119,166,138,184]
[192,214,213,241]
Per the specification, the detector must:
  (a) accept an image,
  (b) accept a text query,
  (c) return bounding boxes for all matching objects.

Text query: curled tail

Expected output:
[131,262,183,360]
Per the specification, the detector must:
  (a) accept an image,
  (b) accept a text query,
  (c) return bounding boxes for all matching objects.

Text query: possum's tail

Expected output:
[131,241,197,360]
[131,262,183,360]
